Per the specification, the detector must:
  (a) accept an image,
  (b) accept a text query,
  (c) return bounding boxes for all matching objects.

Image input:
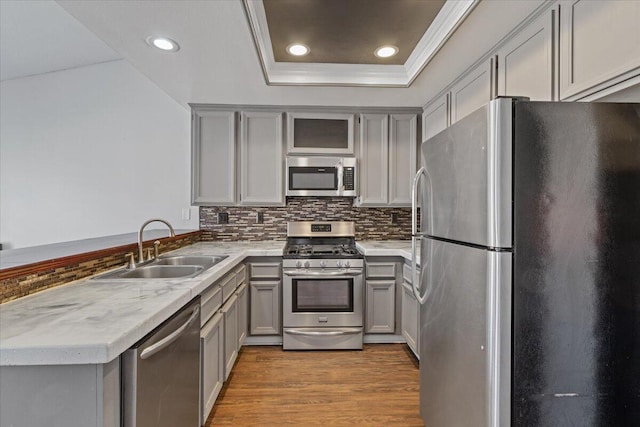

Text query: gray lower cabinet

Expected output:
[236,282,248,347]
[402,263,420,359]
[365,261,397,334]
[365,280,396,333]
[249,261,282,335]
[200,311,224,425]
[0,358,120,427]
[221,293,238,380]
[250,280,281,335]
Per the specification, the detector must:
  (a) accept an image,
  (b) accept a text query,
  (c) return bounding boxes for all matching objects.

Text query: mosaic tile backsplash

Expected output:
[0,233,200,304]
[200,197,413,241]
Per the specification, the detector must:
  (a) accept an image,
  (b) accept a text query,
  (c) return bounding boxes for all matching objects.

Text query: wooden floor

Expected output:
[205,344,423,426]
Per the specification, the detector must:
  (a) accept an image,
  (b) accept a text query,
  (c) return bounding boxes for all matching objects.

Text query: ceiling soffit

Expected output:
[243,0,478,87]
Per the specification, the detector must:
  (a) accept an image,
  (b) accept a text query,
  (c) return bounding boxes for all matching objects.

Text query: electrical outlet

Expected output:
[217,212,229,224]
[256,212,264,224]
[181,208,191,220]
[391,212,399,224]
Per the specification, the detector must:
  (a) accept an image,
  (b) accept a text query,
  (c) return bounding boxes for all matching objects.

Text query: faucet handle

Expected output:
[153,240,161,259]
[125,252,136,269]
[146,247,153,261]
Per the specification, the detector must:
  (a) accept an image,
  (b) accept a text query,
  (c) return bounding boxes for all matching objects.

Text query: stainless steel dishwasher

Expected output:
[122,297,200,427]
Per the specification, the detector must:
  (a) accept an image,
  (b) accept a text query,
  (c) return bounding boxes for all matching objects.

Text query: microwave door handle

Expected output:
[336,161,344,196]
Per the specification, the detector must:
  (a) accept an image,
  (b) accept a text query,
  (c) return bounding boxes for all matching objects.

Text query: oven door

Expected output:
[283,269,363,328]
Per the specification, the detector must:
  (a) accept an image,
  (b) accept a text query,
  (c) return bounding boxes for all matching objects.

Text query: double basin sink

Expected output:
[95,255,228,280]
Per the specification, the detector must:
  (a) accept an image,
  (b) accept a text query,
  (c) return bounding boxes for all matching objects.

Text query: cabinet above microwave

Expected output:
[286,112,355,155]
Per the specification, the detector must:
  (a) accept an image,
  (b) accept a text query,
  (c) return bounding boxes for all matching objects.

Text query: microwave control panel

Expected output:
[343,167,355,190]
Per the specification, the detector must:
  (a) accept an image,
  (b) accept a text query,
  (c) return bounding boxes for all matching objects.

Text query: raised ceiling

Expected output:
[264,0,446,65]
[244,0,477,86]
[3,1,545,108]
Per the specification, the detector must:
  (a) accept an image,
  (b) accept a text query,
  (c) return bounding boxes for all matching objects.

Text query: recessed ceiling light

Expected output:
[146,36,180,52]
[286,43,310,56]
[374,45,398,58]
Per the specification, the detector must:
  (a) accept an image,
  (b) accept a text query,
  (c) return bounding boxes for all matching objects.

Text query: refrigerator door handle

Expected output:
[412,167,429,304]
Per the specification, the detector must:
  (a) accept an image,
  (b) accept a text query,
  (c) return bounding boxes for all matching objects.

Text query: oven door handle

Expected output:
[284,328,362,337]
[283,270,362,277]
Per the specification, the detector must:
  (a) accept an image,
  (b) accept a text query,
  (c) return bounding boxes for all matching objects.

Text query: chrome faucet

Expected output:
[138,219,175,262]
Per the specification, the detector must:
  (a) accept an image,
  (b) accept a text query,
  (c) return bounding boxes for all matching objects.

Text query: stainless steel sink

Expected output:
[117,265,204,279]
[153,255,227,270]
[93,255,227,280]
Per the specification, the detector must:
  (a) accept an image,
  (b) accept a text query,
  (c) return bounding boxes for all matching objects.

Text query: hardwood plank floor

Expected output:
[205,344,423,426]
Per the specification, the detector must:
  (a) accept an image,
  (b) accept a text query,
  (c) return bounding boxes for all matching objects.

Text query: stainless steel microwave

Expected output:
[286,157,357,197]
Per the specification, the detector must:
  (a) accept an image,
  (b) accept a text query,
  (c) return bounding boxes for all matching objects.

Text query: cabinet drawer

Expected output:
[402,264,420,284]
[201,285,222,327]
[221,273,237,301]
[250,263,281,279]
[235,264,247,286]
[366,262,396,279]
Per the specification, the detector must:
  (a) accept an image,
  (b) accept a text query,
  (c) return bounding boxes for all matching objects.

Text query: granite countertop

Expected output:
[357,240,419,266]
[0,240,416,367]
[0,242,284,366]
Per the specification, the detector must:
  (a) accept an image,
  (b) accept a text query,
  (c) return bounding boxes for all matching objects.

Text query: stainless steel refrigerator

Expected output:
[410,98,640,426]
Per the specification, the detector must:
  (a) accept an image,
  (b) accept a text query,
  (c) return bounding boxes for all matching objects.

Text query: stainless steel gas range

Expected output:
[282,221,364,350]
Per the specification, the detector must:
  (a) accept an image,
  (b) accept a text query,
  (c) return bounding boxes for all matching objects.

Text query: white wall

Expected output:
[0,59,198,249]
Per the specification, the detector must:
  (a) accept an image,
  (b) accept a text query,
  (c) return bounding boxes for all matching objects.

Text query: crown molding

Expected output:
[243,0,478,87]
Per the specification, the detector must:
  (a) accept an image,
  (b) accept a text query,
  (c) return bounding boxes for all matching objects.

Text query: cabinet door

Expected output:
[450,58,495,124]
[200,312,224,425]
[365,280,395,334]
[559,0,640,100]
[422,93,449,143]
[191,110,236,205]
[236,283,248,348]
[240,111,284,205]
[250,280,281,335]
[286,112,355,155]
[401,281,419,359]
[497,6,558,101]
[358,114,389,206]
[389,114,417,206]
[221,294,238,380]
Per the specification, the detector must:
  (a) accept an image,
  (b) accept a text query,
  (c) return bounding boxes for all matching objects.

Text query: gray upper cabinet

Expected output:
[358,114,389,206]
[388,114,417,206]
[240,111,284,206]
[422,93,449,143]
[358,113,417,207]
[286,112,355,155]
[191,110,236,205]
[450,58,495,125]
[559,0,640,100]
[496,5,558,101]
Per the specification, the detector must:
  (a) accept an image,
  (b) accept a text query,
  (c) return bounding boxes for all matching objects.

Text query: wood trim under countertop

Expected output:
[0,231,202,303]
[0,231,201,281]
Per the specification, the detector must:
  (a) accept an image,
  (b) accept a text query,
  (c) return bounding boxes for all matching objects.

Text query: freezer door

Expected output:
[419,238,511,427]
[420,98,512,248]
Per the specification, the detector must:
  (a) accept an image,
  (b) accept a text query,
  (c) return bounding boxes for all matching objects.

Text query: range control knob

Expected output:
[345,261,351,268]
[296,261,302,269]
[303,261,310,269]
[320,260,327,268]
[336,261,343,268]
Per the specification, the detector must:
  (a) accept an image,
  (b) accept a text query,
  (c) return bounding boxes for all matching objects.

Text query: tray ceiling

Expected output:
[244,0,477,86]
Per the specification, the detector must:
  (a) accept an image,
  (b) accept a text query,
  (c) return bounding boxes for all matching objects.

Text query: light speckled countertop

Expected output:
[0,240,416,366]
[357,240,418,264]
